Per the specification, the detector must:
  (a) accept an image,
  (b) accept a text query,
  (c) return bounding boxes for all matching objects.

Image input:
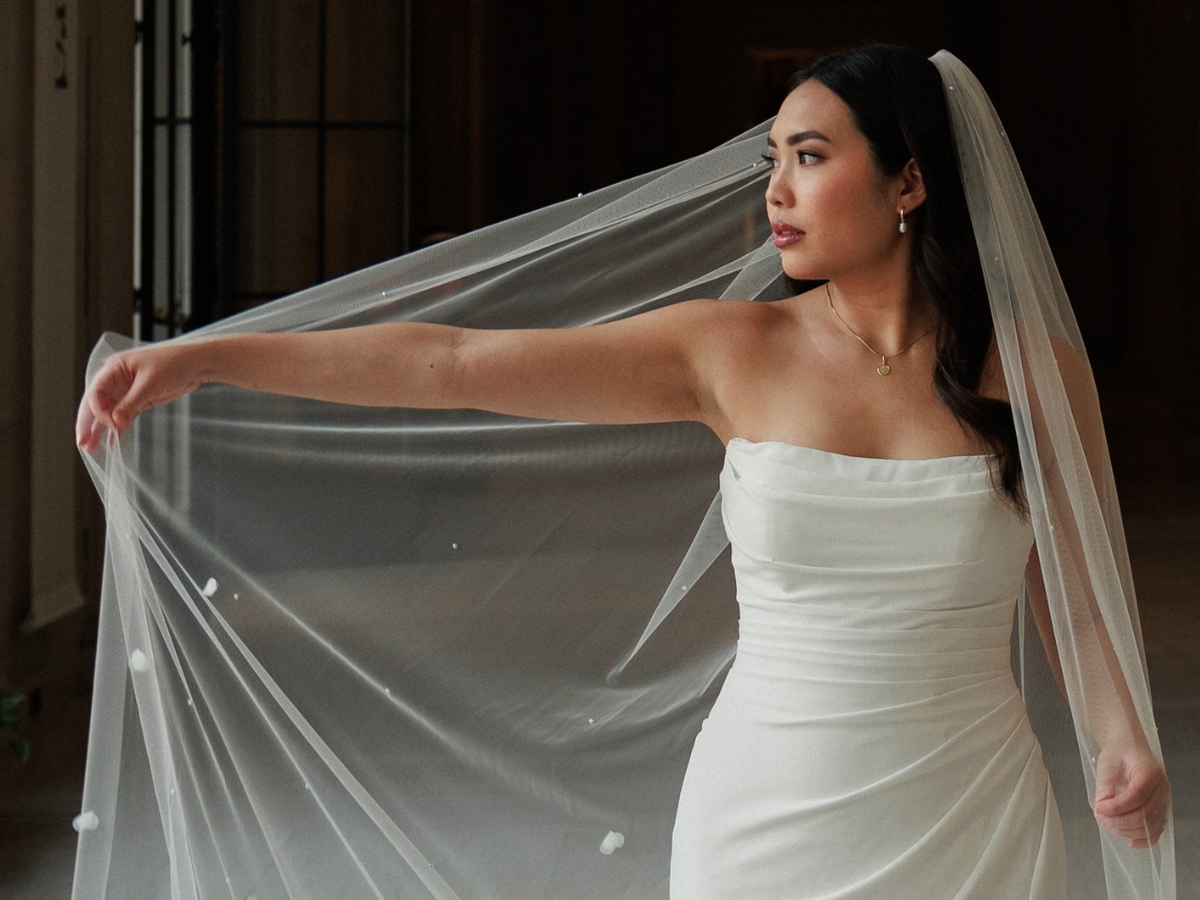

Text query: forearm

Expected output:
[1025,545,1148,750]
[1083,605,1152,750]
[188,323,465,409]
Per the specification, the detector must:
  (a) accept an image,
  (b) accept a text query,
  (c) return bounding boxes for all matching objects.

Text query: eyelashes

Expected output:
[759,151,823,168]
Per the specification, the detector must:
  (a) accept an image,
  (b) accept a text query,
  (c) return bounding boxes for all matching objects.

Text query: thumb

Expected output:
[1096,765,1156,816]
[1093,750,1127,807]
[110,369,151,431]
[112,398,143,432]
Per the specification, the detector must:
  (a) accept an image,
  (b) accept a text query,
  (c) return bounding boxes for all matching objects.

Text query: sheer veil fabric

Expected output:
[73,51,1173,899]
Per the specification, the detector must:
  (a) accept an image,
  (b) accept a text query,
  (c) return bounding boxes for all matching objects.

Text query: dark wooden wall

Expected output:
[995,0,1200,475]
[0,0,1194,787]
[412,0,1200,478]
[0,0,135,762]
[412,0,1005,230]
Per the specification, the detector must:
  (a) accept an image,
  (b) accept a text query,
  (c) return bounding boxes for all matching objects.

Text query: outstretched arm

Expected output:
[76,300,736,452]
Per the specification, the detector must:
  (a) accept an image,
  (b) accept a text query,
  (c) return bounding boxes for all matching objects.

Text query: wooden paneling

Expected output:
[410,0,489,238]
[0,0,35,663]
[408,0,1200,476]
[207,0,411,312]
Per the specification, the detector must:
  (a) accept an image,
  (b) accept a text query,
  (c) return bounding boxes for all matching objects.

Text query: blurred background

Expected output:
[1,0,1197,896]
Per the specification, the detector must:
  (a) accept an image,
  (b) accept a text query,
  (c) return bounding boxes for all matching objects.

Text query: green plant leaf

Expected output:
[9,737,30,763]
[0,690,25,729]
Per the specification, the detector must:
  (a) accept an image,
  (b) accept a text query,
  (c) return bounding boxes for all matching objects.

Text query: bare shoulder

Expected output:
[690,286,818,338]
[672,291,818,438]
[634,294,796,355]
[677,294,808,366]
[654,294,790,329]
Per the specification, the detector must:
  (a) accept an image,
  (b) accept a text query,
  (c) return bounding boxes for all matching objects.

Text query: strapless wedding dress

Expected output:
[669,439,1066,899]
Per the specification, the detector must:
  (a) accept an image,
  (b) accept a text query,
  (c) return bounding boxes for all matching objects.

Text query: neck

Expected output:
[824,273,933,356]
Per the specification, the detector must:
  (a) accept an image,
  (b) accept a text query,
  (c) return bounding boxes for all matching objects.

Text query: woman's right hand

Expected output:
[76,344,202,453]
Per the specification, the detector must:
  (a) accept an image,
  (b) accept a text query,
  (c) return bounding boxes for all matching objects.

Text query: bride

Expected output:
[76,45,1171,899]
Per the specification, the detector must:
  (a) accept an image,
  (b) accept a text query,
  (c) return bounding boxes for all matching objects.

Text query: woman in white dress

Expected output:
[76,45,1170,898]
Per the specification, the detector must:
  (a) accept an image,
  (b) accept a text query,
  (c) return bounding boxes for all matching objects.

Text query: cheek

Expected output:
[780,174,893,279]
[814,176,879,229]
[815,180,895,255]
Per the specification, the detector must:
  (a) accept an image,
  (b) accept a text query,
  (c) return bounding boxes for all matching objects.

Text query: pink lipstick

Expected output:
[771,221,803,248]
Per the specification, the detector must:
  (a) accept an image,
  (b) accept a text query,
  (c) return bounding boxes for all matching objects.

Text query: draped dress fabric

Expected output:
[669,439,1067,900]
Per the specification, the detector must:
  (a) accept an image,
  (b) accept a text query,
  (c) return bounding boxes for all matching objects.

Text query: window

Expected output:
[136,0,412,338]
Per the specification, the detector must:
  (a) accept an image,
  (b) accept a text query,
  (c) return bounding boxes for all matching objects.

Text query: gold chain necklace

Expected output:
[825,283,934,375]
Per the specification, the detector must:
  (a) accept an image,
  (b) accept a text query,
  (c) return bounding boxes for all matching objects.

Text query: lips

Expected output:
[771,220,804,248]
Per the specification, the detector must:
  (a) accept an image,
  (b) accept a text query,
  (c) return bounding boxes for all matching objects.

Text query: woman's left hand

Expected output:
[1093,740,1171,849]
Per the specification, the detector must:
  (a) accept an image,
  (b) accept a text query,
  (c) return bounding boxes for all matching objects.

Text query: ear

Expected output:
[897,159,927,212]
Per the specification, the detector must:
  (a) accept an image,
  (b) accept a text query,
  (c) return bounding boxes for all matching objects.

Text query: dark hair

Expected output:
[788,44,1024,511]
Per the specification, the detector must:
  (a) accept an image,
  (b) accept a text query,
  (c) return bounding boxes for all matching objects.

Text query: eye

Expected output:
[797,150,823,165]
[759,153,778,169]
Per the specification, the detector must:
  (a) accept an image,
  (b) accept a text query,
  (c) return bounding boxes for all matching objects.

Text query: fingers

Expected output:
[1095,804,1167,840]
[111,368,164,433]
[75,397,97,450]
[111,391,137,432]
[78,415,105,454]
[1095,811,1167,849]
[77,346,199,451]
[1094,763,1170,849]
[1094,746,1168,814]
[76,384,113,453]
[76,355,135,452]
[1094,767,1156,816]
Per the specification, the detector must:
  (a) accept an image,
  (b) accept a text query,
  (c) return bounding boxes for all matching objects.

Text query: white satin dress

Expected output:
[669,439,1066,899]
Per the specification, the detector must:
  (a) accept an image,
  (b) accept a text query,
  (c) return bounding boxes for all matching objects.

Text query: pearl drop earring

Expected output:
[898,208,907,234]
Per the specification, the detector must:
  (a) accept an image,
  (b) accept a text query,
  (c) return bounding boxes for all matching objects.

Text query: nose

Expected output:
[764,169,791,208]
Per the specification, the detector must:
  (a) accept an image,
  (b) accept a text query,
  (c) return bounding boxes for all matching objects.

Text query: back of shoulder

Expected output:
[978,333,1093,405]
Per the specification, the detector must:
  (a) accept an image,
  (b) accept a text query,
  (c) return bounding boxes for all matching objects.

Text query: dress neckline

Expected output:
[726,436,992,465]
[723,438,995,488]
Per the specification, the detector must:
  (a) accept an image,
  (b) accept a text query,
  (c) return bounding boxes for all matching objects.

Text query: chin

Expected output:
[780,257,823,282]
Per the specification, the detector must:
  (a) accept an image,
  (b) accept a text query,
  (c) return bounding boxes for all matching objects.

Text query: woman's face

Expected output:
[764,79,909,282]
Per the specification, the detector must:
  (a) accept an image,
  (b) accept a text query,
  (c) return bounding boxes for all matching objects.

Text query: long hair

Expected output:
[788,44,1025,511]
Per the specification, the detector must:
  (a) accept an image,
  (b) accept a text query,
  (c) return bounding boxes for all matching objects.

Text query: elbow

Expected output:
[432,327,471,408]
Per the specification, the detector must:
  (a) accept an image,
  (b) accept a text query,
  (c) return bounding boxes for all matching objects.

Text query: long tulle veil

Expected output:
[71,51,1173,900]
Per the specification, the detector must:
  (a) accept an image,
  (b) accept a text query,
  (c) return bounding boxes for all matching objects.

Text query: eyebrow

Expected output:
[766,130,833,148]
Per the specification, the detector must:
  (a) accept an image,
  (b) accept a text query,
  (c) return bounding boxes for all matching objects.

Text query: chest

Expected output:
[727,349,985,459]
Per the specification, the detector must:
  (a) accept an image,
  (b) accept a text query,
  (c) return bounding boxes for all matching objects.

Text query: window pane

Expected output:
[175,122,192,324]
[324,129,404,279]
[326,0,406,123]
[154,0,171,118]
[134,23,144,293]
[237,0,320,121]
[236,128,320,296]
[176,0,192,119]
[153,124,171,321]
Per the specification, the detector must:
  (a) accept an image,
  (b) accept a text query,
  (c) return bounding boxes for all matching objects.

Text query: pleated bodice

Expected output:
[669,438,1064,900]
